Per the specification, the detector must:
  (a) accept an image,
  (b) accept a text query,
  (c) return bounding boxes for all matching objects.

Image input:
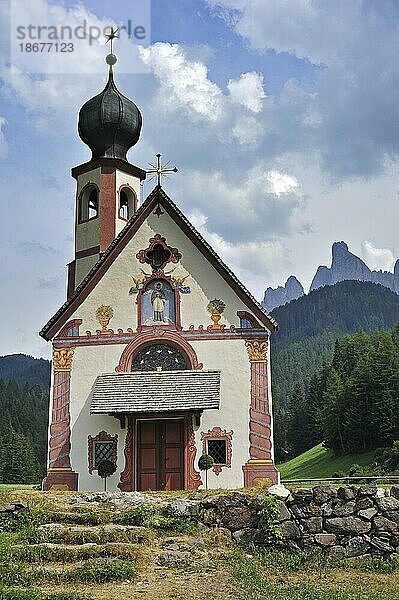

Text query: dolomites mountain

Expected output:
[262,276,304,313]
[263,241,399,311]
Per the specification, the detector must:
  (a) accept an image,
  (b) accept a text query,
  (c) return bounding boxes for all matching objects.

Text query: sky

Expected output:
[0,0,398,358]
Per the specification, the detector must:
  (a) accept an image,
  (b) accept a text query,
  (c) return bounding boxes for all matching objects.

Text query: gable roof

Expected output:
[40,186,278,340]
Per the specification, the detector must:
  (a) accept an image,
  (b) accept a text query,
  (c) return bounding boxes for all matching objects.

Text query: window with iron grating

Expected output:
[207,439,227,465]
[94,442,115,468]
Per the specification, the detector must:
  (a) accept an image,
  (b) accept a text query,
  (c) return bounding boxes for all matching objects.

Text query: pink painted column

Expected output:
[42,347,78,491]
[242,339,279,487]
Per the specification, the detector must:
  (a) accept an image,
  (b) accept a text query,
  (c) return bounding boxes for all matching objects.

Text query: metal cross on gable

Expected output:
[147,153,178,187]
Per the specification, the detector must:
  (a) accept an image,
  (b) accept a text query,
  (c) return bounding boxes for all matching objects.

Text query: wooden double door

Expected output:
[137,419,184,491]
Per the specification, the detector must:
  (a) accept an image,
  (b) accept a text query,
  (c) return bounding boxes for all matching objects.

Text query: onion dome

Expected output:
[78,54,142,161]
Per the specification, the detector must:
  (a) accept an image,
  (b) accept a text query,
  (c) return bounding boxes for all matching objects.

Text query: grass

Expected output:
[278,443,376,480]
[0,485,37,492]
[223,548,399,600]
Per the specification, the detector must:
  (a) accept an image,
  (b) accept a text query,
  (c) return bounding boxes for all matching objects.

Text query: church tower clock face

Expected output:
[132,343,188,372]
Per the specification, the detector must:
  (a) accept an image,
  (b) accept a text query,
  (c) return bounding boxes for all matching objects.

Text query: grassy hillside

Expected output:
[278,443,376,480]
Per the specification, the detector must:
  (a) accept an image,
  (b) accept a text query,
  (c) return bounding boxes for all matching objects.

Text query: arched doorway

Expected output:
[117,335,202,492]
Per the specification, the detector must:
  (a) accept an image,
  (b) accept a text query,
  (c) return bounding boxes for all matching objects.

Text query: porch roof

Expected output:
[90,370,221,414]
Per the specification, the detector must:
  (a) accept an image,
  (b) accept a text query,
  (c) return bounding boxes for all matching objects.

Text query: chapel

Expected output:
[40,49,279,492]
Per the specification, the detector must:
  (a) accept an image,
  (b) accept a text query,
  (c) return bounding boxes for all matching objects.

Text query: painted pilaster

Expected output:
[42,347,79,491]
[242,338,279,487]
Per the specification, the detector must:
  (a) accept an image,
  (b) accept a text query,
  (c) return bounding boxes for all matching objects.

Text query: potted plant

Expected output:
[198,454,214,490]
[97,459,116,491]
[207,298,226,330]
[95,305,114,334]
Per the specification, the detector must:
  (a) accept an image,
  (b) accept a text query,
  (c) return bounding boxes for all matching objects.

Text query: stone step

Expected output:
[36,523,154,545]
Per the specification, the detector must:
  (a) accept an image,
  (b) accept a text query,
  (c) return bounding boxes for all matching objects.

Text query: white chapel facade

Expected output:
[40,54,279,492]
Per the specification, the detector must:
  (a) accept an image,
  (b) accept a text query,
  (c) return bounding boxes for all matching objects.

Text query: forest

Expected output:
[0,378,48,483]
[276,324,399,463]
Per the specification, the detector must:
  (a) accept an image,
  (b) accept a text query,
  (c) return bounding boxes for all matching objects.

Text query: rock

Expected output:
[313,486,337,505]
[337,486,357,501]
[384,511,399,523]
[200,497,217,509]
[373,516,398,533]
[358,484,378,497]
[190,492,206,501]
[267,485,291,499]
[187,537,205,549]
[232,528,255,544]
[315,533,336,547]
[280,520,301,540]
[276,500,291,522]
[222,507,257,531]
[166,499,192,518]
[0,501,27,514]
[301,534,316,551]
[345,536,371,558]
[328,545,346,559]
[38,523,67,536]
[347,554,372,561]
[302,517,323,534]
[333,501,356,517]
[290,504,308,520]
[217,493,246,509]
[325,517,371,536]
[156,551,190,566]
[164,543,180,552]
[310,241,374,293]
[262,276,304,312]
[356,497,374,511]
[390,487,399,500]
[376,497,399,512]
[358,508,377,520]
[291,489,313,504]
[370,537,395,554]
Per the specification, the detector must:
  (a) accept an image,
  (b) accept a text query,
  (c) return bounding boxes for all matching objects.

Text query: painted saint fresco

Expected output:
[141,280,176,325]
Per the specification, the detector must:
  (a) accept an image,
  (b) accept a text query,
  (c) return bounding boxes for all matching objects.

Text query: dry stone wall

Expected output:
[65,484,399,560]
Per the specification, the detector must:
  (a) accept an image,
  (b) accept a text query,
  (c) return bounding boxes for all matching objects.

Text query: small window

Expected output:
[237,311,260,329]
[119,187,135,220]
[207,439,227,465]
[94,442,115,468]
[240,318,253,329]
[79,185,99,222]
[88,431,118,474]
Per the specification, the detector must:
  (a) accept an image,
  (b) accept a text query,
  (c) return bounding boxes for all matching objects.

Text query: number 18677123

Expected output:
[19,43,74,52]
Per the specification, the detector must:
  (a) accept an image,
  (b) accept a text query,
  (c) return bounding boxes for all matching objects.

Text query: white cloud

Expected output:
[0,0,146,122]
[177,165,306,244]
[227,71,266,113]
[266,171,299,196]
[138,43,224,122]
[232,115,263,145]
[206,0,399,179]
[361,240,395,272]
[188,209,290,297]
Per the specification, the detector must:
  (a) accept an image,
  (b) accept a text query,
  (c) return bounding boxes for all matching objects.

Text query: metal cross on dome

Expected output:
[105,26,119,55]
[147,154,178,187]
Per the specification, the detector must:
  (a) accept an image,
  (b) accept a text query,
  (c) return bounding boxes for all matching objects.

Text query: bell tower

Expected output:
[67,50,146,297]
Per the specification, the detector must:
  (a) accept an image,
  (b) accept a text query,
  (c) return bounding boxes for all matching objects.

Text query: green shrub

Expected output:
[258,495,283,547]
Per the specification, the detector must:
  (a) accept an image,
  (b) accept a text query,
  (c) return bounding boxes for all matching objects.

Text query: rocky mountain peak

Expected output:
[263,241,399,311]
